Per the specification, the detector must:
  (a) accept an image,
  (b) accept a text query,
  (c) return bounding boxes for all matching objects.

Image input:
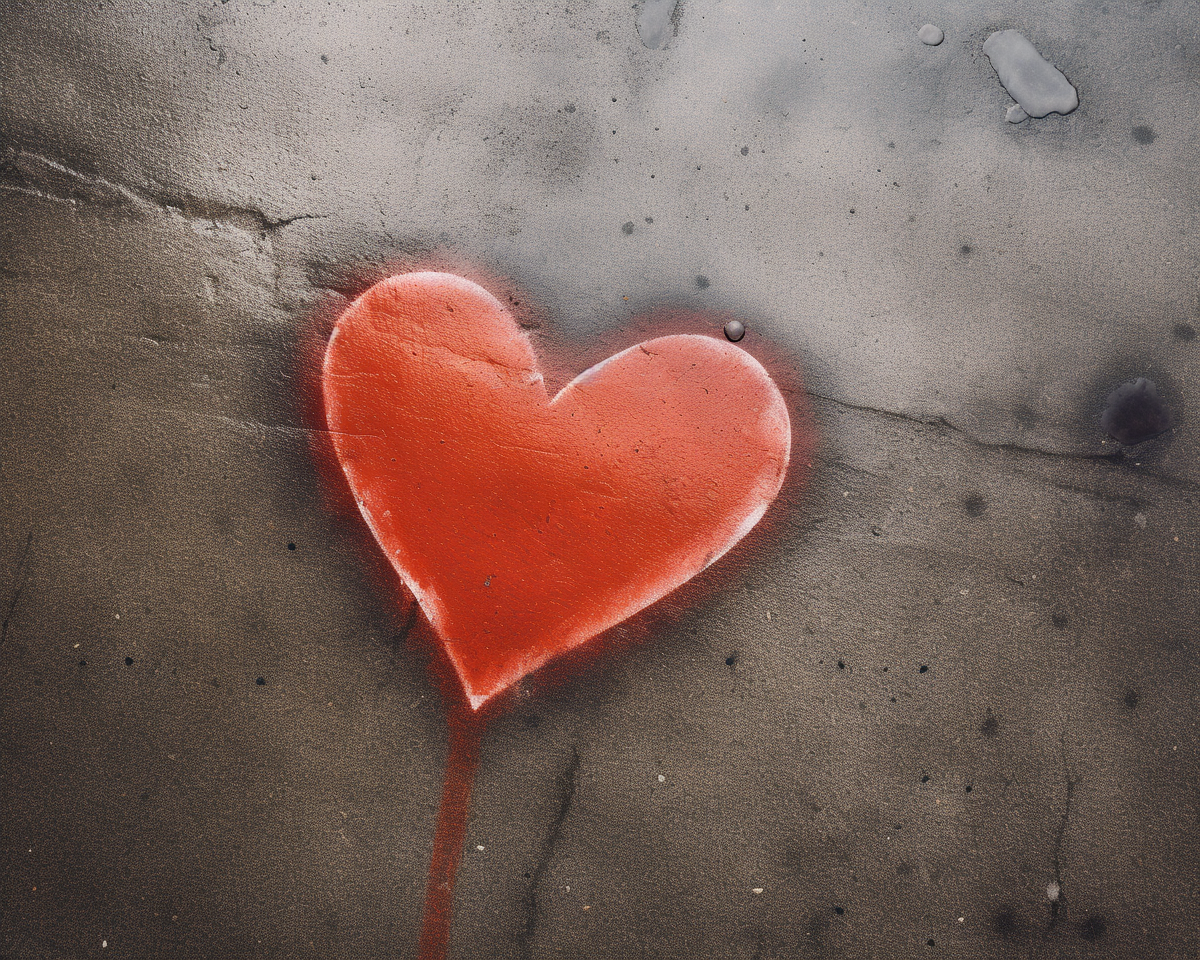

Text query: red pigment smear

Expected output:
[416,710,482,960]
[322,272,792,710]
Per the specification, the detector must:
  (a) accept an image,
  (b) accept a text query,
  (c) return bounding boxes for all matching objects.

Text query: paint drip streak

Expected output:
[417,716,483,960]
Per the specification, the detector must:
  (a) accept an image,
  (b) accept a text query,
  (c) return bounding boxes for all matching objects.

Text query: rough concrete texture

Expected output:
[1,0,1197,957]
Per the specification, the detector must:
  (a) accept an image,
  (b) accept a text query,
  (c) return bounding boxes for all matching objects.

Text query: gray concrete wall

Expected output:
[2,0,1197,956]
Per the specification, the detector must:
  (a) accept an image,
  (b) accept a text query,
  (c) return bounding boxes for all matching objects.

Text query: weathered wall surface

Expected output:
[2,0,1197,957]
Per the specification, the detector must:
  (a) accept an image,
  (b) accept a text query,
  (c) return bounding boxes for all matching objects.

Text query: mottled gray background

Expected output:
[2,0,1197,957]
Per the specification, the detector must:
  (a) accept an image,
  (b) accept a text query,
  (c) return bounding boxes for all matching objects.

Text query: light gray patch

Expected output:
[983,30,1079,119]
[637,0,679,50]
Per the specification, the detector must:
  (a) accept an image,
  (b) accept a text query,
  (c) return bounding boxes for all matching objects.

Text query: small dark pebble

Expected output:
[125,657,134,666]
[256,677,266,686]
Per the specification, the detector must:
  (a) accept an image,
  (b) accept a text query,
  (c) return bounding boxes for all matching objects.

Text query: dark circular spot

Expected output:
[962,493,986,517]
[1174,322,1197,342]
[1079,914,1108,940]
[837,660,846,669]
[287,542,296,551]
[849,207,856,214]
[1131,125,1156,144]
[564,103,576,113]
[1101,377,1172,444]
[695,275,710,289]
[919,665,928,673]
[78,659,87,667]
[1051,613,1069,629]
[256,677,266,686]
[926,940,936,948]
[833,906,844,915]
[921,774,930,783]
[320,53,329,63]
[981,708,999,737]
[723,320,746,342]
[1123,687,1140,709]
[960,244,972,255]
[740,145,750,155]
[125,656,134,666]
[965,784,973,793]
[993,905,1018,938]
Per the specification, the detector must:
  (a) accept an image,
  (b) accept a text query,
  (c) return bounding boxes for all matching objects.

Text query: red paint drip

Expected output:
[417,710,484,960]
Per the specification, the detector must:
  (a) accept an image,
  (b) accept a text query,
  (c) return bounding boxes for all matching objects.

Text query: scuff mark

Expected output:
[1,531,33,644]
[517,744,581,960]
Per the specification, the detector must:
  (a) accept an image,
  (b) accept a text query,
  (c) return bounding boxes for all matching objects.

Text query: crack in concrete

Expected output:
[517,744,581,960]
[807,390,1123,464]
[809,389,1198,496]
[1,531,33,644]
[1,148,322,234]
[1048,733,1079,931]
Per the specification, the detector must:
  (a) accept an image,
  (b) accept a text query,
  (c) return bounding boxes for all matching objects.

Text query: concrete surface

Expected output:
[1,0,1197,957]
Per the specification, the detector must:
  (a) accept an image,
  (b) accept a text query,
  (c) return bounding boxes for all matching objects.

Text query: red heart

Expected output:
[323,273,794,709]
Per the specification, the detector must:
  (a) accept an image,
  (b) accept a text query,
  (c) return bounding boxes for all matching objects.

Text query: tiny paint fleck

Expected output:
[724,320,746,342]
[752,887,764,894]
[657,773,665,782]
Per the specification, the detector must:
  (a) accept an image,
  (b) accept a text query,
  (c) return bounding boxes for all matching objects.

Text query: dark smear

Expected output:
[1051,613,1069,629]
[1079,914,1108,940]
[837,660,846,670]
[918,665,928,673]
[993,905,1018,938]
[1123,688,1140,709]
[696,275,710,289]
[723,320,746,342]
[920,774,930,783]
[124,656,134,666]
[78,660,87,667]
[981,707,999,737]
[962,492,986,517]
[1,531,33,644]
[960,244,972,255]
[1173,322,1196,342]
[740,146,750,156]
[1100,378,1172,444]
[833,906,845,915]
[897,861,914,875]
[564,104,576,113]
[621,221,634,235]
[256,677,266,686]
[1131,125,1156,144]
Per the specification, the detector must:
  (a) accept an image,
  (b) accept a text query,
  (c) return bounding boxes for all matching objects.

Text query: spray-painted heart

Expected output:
[323,272,793,709]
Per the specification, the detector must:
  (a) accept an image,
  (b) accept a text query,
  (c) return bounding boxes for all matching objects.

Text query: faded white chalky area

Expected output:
[984,30,1078,119]
[918,24,943,45]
